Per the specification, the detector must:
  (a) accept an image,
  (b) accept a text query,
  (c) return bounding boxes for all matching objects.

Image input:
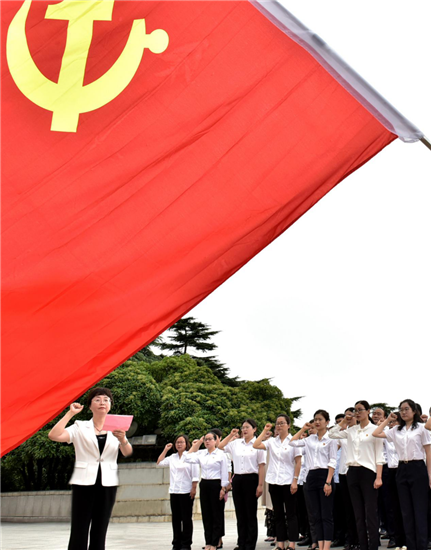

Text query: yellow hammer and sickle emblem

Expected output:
[6,0,169,132]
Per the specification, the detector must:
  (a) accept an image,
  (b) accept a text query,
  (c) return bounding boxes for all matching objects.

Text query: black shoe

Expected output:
[331,541,344,548]
[298,538,312,547]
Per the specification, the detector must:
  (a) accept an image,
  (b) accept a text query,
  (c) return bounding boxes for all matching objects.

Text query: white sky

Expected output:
[186,1,431,425]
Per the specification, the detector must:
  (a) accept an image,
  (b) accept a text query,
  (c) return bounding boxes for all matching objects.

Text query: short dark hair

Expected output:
[276,414,291,425]
[335,414,344,421]
[174,434,191,451]
[314,409,330,422]
[87,387,113,407]
[344,407,355,414]
[210,428,222,439]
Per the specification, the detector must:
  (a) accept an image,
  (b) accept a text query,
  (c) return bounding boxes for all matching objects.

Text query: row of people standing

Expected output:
[158,400,431,550]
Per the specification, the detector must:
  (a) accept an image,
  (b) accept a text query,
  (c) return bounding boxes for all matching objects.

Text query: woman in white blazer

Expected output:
[48,387,133,550]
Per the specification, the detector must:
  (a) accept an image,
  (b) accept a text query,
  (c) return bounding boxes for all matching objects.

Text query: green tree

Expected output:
[159,316,236,383]
[128,336,164,362]
[157,355,297,440]
[1,356,302,491]
[1,429,75,492]
[160,317,219,355]
[93,361,162,431]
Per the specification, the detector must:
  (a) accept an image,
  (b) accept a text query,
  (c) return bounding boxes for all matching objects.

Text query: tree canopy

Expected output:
[1,354,300,491]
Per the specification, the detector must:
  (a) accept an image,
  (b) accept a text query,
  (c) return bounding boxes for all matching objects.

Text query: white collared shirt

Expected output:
[338,439,349,475]
[385,424,431,462]
[329,422,385,473]
[184,448,229,487]
[158,452,200,494]
[298,450,308,485]
[289,433,338,472]
[262,434,302,485]
[224,437,266,475]
[385,439,399,469]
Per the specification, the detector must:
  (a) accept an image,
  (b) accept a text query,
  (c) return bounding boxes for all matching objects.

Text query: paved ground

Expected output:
[1,518,392,550]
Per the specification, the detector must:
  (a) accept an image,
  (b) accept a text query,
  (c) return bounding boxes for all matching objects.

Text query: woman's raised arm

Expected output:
[48,403,83,443]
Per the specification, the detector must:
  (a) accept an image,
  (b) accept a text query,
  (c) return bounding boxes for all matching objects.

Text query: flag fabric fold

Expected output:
[2,0,398,454]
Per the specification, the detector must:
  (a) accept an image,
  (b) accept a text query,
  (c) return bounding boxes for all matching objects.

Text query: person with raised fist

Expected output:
[254,415,302,550]
[48,387,132,550]
[373,400,431,550]
[157,435,199,550]
[329,401,384,550]
[219,419,266,550]
[290,411,338,550]
[184,432,229,550]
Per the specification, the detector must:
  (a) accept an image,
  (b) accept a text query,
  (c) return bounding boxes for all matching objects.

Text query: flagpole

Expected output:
[420,136,431,151]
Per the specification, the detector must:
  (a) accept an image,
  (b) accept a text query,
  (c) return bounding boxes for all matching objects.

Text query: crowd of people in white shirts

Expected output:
[157,399,431,550]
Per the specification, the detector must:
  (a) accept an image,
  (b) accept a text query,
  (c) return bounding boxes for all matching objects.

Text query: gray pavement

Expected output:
[1,518,392,550]
[3,518,256,550]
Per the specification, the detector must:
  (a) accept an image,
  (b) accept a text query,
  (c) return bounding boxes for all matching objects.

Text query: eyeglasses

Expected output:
[275,422,287,426]
[93,397,111,404]
[204,437,214,442]
[355,408,366,413]
[399,407,411,413]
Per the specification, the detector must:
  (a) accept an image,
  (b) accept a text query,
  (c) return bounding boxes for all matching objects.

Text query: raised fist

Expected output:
[70,403,83,415]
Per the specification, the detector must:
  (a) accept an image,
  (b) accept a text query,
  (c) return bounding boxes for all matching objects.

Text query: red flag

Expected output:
[1,1,413,454]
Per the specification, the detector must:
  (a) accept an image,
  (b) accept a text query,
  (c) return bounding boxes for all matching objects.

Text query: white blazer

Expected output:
[66,419,120,486]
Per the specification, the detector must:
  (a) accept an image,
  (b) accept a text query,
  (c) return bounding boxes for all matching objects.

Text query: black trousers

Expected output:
[396,460,429,550]
[297,485,310,538]
[333,483,346,542]
[303,483,317,544]
[200,479,224,547]
[170,493,194,550]
[378,464,391,535]
[346,466,379,550]
[269,483,300,543]
[387,468,406,547]
[68,481,117,550]
[339,474,358,546]
[232,473,259,550]
[304,469,334,542]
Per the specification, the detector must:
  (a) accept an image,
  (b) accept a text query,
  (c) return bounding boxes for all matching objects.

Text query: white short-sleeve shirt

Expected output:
[385,424,431,462]
[224,437,266,475]
[158,452,200,494]
[262,435,302,485]
[289,433,338,472]
[184,448,229,487]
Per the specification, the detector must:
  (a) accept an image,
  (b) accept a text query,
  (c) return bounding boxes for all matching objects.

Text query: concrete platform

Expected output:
[1,517,391,550]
